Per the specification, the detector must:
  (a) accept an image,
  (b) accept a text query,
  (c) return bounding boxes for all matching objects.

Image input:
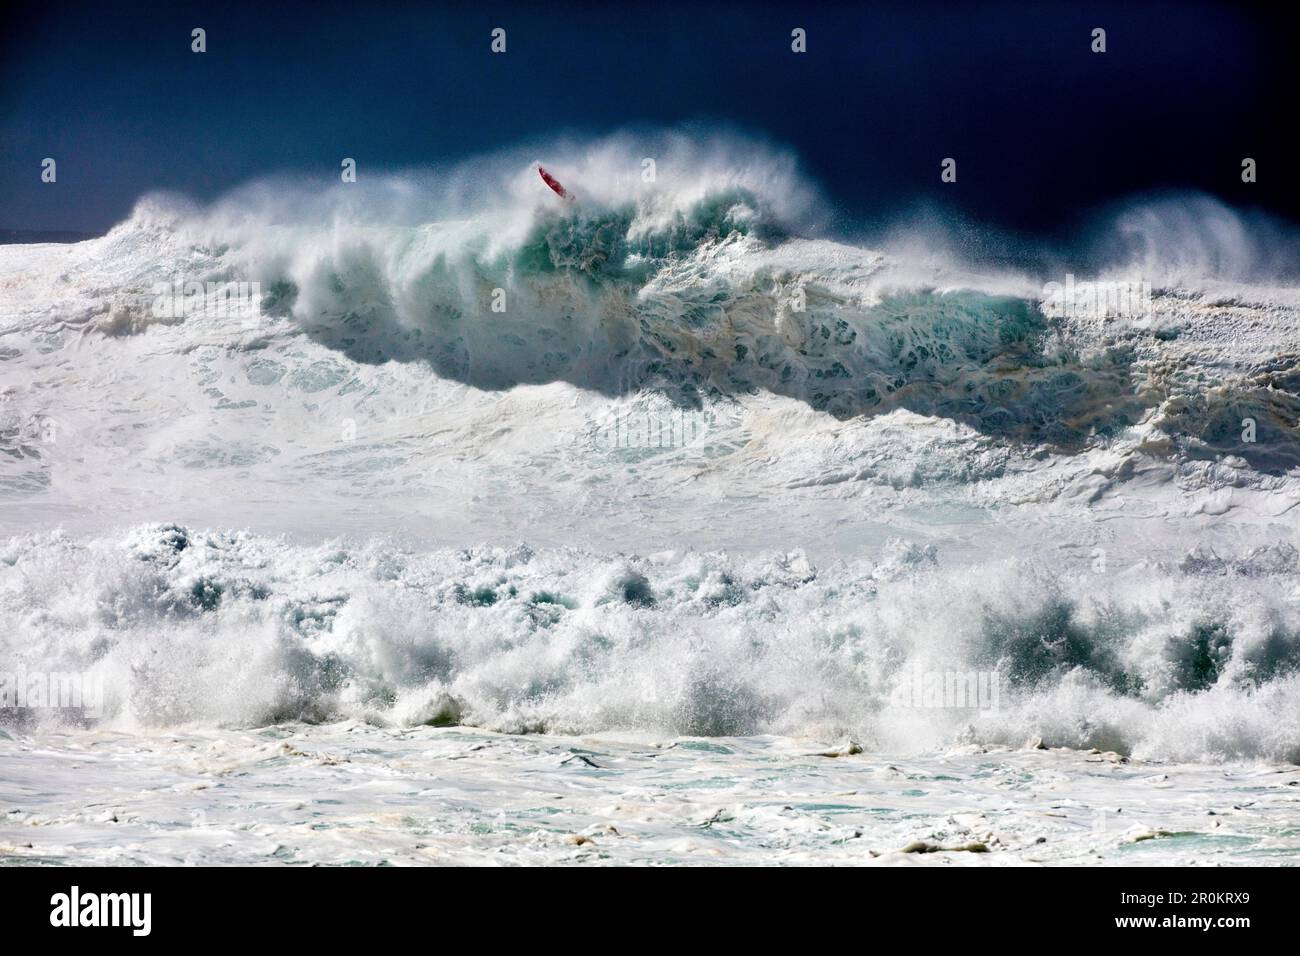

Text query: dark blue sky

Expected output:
[1,0,1294,236]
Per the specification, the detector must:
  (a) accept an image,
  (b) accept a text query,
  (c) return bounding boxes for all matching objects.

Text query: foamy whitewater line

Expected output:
[4,726,1298,866]
[3,524,1299,764]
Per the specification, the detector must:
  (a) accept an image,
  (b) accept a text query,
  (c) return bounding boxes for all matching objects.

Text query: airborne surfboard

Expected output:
[538,165,573,201]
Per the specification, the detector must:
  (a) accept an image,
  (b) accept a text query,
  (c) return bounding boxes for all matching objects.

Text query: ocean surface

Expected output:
[3,134,1300,865]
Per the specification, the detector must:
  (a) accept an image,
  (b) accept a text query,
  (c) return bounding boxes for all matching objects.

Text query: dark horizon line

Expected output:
[0,228,100,244]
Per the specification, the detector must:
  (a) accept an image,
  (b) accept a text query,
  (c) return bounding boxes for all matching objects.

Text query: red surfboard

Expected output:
[538,166,572,200]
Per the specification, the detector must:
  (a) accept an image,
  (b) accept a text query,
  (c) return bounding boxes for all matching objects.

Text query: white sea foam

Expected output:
[4,724,1297,866]
[2,524,1298,765]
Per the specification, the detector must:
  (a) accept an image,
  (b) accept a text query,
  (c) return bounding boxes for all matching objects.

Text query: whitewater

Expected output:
[3,134,1300,865]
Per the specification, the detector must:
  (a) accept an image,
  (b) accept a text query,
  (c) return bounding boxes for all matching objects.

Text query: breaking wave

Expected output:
[10,131,1297,459]
[3,524,1300,764]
